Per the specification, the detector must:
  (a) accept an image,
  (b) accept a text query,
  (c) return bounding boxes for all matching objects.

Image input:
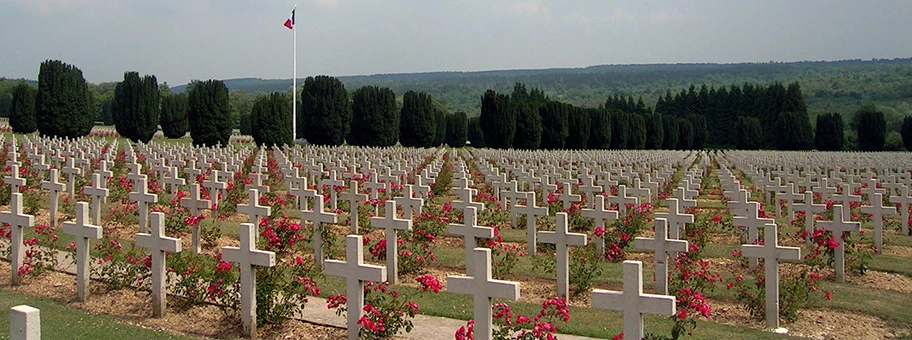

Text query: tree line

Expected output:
[6,59,910,151]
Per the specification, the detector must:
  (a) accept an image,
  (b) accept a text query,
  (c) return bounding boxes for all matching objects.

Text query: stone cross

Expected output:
[301,198,337,270]
[776,183,802,220]
[343,180,367,233]
[634,218,689,295]
[581,195,619,255]
[83,173,109,226]
[179,183,209,253]
[448,206,494,277]
[129,175,158,234]
[4,164,26,194]
[674,187,697,212]
[61,157,82,198]
[558,180,582,210]
[591,261,676,340]
[96,160,113,189]
[889,185,912,235]
[831,187,861,221]
[288,175,317,211]
[451,184,485,217]
[727,189,752,217]
[1,193,35,286]
[324,235,387,340]
[135,212,181,317]
[514,192,549,254]
[184,160,202,185]
[9,305,40,340]
[203,171,227,217]
[741,222,801,330]
[370,201,413,284]
[860,193,895,252]
[221,223,276,339]
[447,248,521,340]
[62,202,103,302]
[816,204,860,283]
[319,170,344,210]
[608,185,638,218]
[393,184,424,220]
[237,188,271,239]
[538,212,588,297]
[794,191,826,246]
[40,168,66,228]
[733,201,774,268]
[162,166,186,199]
[654,198,693,240]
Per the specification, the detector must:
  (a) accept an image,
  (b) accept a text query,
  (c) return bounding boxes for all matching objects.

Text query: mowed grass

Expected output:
[0,288,194,340]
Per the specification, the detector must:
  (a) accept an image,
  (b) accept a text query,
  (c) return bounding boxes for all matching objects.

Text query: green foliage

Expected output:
[300,75,351,145]
[902,116,912,151]
[772,111,814,150]
[688,114,707,149]
[609,110,628,149]
[446,111,468,147]
[565,106,590,149]
[854,104,886,151]
[251,92,293,146]
[188,79,232,147]
[736,116,764,150]
[9,83,38,133]
[399,91,437,147]
[587,108,611,149]
[36,60,94,139]
[99,99,115,125]
[479,89,516,149]
[677,117,694,149]
[113,71,161,143]
[815,112,844,151]
[662,114,679,149]
[467,116,485,147]
[433,106,447,146]
[539,100,570,149]
[160,93,189,138]
[884,131,904,151]
[644,114,664,149]
[349,85,399,147]
[513,101,543,150]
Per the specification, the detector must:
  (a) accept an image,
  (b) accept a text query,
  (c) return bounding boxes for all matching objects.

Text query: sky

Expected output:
[2,0,911,86]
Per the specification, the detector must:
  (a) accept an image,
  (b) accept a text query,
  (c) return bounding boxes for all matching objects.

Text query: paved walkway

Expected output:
[0,240,602,339]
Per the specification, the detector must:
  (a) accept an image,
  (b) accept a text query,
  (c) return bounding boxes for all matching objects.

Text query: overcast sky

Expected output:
[2,0,911,85]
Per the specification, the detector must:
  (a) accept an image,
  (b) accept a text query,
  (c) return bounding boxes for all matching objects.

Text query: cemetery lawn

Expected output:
[0,288,194,339]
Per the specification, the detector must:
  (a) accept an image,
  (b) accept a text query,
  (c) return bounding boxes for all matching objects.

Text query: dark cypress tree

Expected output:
[113,72,160,143]
[349,86,398,147]
[467,116,485,148]
[736,116,764,150]
[587,108,612,149]
[644,114,664,149]
[479,90,516,149]
[9,83,38,133]
[188,80,231,147]
[300,76,351,146]
[239,111,253,135]
[854,104,886,151]
[399,91,436,148]
[627,113,647,149]
[815,113,844,151]
[772,111,814,150]
[661,115,679,149]
[433,106,447,146]
[100,99,115,126]
[446,111,468,147]
[678,118,694,149]
[251,92,293,147]
[687,114,707,149]
[902,116,912,151]
[160,93,189,138]
[565,106,591,149]
[539,101,569,150]
[513,101,543,150]
[609,111,629,149]
[36,60,94,138]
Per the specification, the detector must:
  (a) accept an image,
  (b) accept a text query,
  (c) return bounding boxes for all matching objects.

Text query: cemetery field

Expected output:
[1,135,912,339]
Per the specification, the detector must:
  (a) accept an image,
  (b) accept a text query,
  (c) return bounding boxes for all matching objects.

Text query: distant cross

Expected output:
[237,188,271,230]
[447,248,521,340]
[741,223,801,330]
[343,180,368,233]
[538,212,588,297]
[654,198,694,240]
[83,173,109,225]
[203,170,227,217]
[634,218,689,295]
[776,183,803,220]
[62,202,103,302]
[135,212,181,317]
[816,205,860,283]
[179,184,209,253]
[794,191,827,246]
[607,185,638,218]
[162,166,186,199]
[128,174,158,234]
[41,168,66,228]
[301,198,337,270]
[558,180,582,210]
[324,235,387,340]
[889,185,912,235]
[1,193,35,286]
[581,195,619,255]
[860,193,895,252]
[4,163,26,194]
[513,192,549,254]
[733,201,774,268]
[591,261,677,340]
[221,223,276,338]
[370,201,413,284]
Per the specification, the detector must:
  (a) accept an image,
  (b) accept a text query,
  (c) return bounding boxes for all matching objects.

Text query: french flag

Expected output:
[284,8,295,30]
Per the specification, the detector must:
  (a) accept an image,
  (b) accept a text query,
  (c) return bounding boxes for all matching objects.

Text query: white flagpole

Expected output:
[292,5,297,142]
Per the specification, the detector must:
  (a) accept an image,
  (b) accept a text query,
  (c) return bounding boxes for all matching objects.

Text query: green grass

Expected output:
[0,289,194,340]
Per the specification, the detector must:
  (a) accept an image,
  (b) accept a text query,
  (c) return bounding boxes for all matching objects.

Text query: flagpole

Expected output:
[292,5,297,142]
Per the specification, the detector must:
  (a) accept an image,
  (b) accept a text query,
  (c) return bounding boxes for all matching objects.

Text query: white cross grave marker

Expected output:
[301,198,337,270]
[741,222,801,330]
[62,202,103,302]
[816,204,860,283]
[447,248,521,340]
[514,192,549,255]
[860,193,895,252]
[1,193,34,286]
[135,212,181,317]
[324,235,387,340]
[635,218,689,295]
[370,200,413,284]
[129,174,158,234]
[448,206,494,277]
[591,261,676,340]
[538,212,588,297]
[221,223,276,338]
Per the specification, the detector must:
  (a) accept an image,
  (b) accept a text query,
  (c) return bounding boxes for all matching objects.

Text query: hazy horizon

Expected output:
[3,1,911,85]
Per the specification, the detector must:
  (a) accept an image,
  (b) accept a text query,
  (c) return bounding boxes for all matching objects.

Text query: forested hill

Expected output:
[171,58,912,117]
